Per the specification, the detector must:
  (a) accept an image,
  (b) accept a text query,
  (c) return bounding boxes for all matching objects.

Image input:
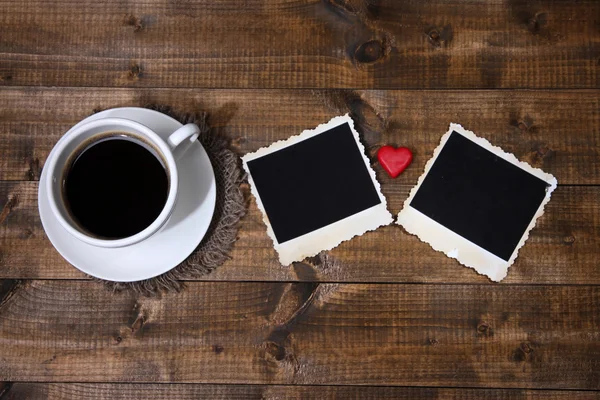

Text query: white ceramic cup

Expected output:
[45,117,200,248]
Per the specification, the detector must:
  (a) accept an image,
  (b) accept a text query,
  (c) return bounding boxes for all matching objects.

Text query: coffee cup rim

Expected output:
[46,117,179,248]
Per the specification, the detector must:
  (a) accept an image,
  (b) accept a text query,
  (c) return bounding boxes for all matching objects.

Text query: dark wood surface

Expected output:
[1,181,599,284]
[1,281,599,387]
[4,384,599,400]
[1,0,599,89]
[1,0,599,398]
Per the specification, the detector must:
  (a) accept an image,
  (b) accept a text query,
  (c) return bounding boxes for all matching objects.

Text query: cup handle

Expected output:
[167,123,200,161]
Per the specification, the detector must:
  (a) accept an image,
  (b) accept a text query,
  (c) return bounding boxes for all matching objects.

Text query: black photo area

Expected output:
[410,131,549,261]
[246,122,381,244]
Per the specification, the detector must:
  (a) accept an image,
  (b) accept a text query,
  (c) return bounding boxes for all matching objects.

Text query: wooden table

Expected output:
[1,1,599,398]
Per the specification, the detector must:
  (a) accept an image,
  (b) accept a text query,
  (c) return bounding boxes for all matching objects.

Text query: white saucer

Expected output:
[39,107,217,282]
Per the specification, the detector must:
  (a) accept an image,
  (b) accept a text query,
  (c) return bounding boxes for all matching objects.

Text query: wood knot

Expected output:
[563,235,575,245]
[354,40,384,64]
[42,355,57,365]
[265,341,286,361]
[130,311,147,334]
[520,342,533,354]
[0,279,25,309]
[428,338,439,346]
[426,24,453,48]
[0,195,19,225]
[477,322,493,337]
[524,144,554,167]
[123,14,144,32]
[212,344,224,354]
[512,342,535,362]
[20,228,34,239]
[27,158,41,181]
[115,335,123,344]
[527,12,548,34]
[128,63,142,80]
[511,116,534,133]
[230,137,247,150]
[537,145,549,157]
[429,29,440,41]
[0,75,12,82]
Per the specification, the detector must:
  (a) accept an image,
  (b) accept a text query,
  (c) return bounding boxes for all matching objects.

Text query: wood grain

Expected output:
[3,383,599,400]
[1,182,598,283]
[0,281,598,387]
[0,0,598,89]
[0,88,598,184]
[1,0,599,395]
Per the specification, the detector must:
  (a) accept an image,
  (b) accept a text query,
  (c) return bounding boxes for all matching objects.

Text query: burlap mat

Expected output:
[94,105,246,295]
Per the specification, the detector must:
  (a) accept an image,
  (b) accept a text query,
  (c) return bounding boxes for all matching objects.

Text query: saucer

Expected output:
[39,107,217,282]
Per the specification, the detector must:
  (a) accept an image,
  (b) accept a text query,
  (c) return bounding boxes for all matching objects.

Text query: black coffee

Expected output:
[63,134,169,239]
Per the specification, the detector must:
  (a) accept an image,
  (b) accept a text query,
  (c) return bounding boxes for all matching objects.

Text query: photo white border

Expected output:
[242,114,393,265]
[397,123,557,282]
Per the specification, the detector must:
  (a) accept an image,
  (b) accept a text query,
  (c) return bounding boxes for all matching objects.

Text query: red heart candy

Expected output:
[377,146,413,178]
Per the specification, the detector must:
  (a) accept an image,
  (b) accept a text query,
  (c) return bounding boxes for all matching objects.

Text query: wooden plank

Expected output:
[0,0,598,89]
[0,281,598,387]
[2,383,599,400]
[1,182,599,284]
[0,88,598,184]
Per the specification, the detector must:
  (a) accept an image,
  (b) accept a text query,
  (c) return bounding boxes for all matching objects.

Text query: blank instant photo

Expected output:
[243,115,393,265]
[397,123,557,282]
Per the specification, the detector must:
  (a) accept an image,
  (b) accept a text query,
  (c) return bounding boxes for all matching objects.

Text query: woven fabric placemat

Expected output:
[95,105,246,295]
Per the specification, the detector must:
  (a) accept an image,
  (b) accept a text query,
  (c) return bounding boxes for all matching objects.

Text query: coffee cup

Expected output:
[44,117,199,248]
